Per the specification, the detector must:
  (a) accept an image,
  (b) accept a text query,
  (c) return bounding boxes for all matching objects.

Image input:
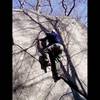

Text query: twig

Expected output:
[47,0,53,14]
[61,0,67,16]
[13,43,38,61]
[67,0,76,16]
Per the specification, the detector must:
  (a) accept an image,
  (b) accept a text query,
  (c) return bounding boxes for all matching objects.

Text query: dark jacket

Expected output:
[46,31,63,46]
[39,31,63,49]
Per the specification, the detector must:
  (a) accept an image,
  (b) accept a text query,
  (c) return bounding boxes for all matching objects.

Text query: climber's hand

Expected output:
[43,48,49,53]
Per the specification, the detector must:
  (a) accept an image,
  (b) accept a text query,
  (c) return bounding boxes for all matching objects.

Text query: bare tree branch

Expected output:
[59,92,72,100]
[61,0,68,16]
[24,1,36,9]
[18,0,24,9]
[36,0,42,13]
[13,43,38,61]
[71,49,87,58]
[67,0,76,16]
[47,0,53,14]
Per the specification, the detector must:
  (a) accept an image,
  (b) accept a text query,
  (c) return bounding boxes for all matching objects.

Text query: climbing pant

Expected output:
[44,43,68,77]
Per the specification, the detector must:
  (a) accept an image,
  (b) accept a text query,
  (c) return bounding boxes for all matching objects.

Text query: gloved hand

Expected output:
[43,48,49,53]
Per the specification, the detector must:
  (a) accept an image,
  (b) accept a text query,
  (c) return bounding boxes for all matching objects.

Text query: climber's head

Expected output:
[38,32,46,40]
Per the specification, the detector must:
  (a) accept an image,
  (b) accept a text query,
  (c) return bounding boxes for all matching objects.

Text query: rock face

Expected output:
[13,9,87,100]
